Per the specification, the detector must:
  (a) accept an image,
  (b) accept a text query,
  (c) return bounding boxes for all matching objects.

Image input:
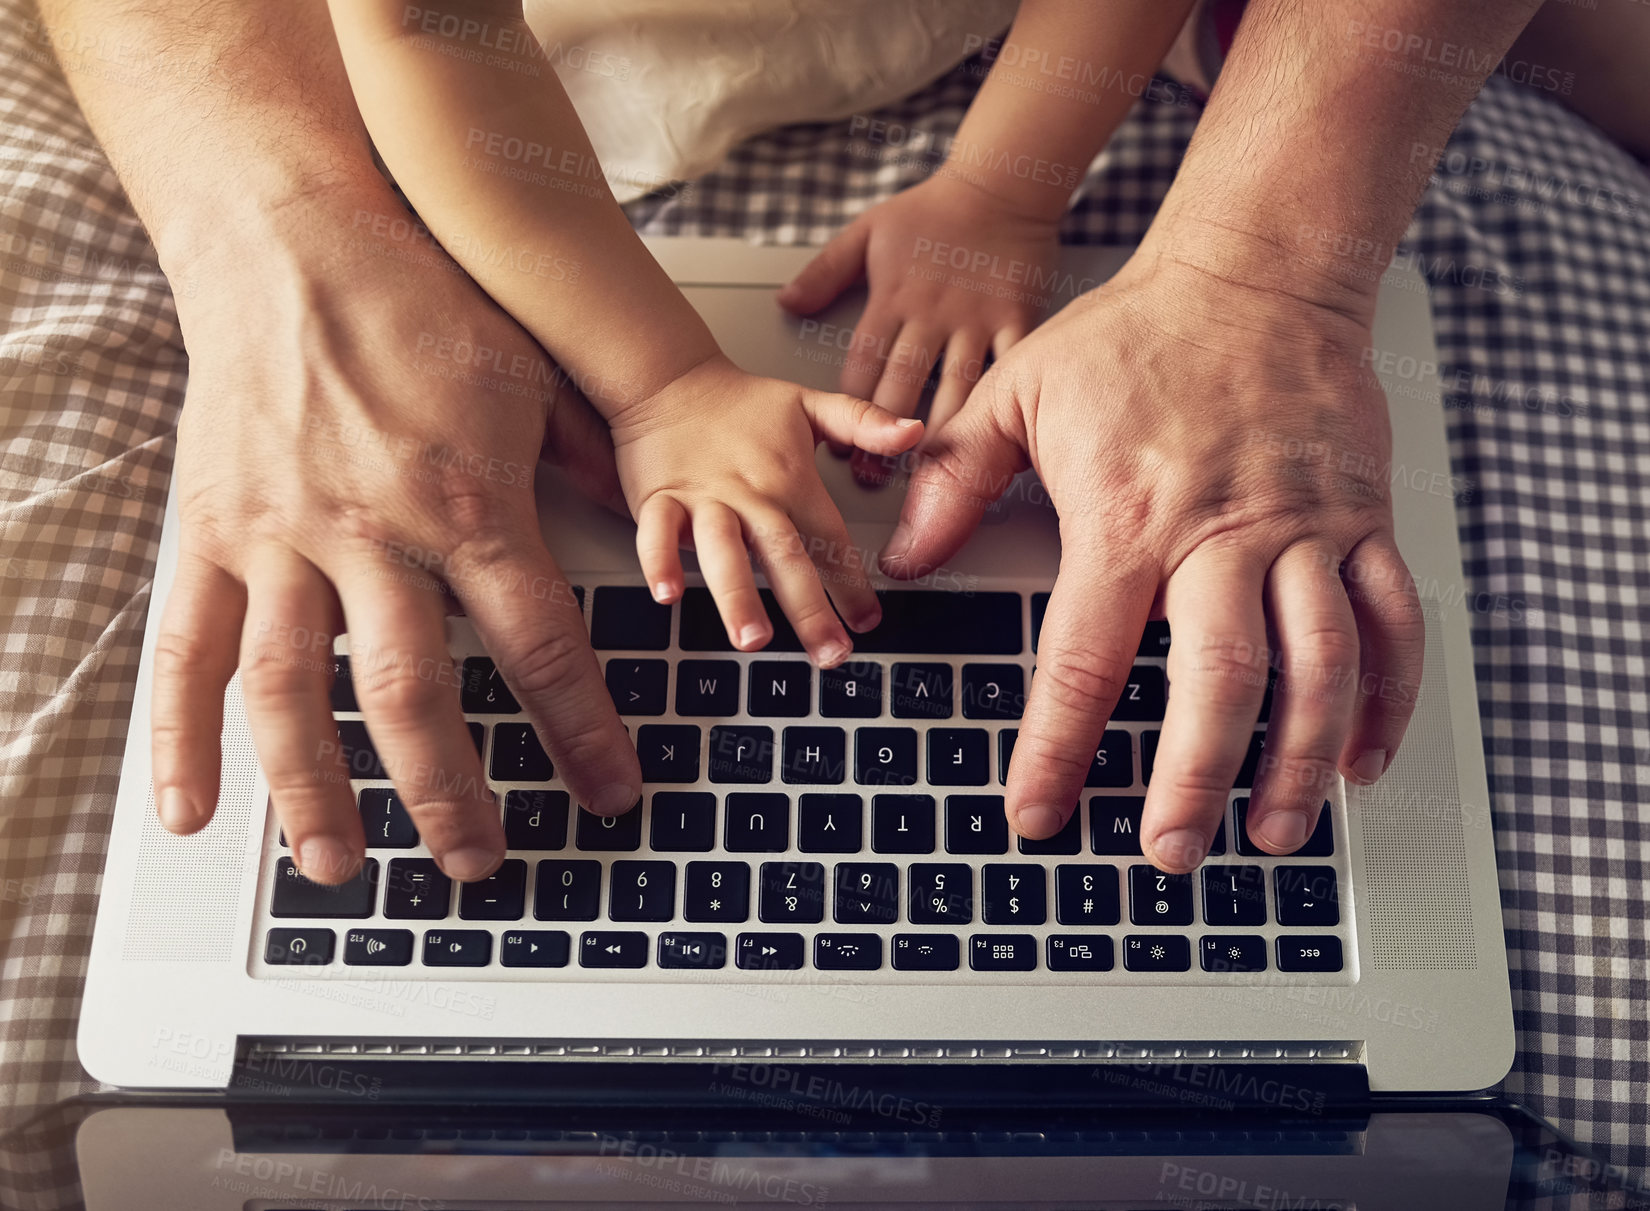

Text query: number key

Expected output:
[1056,865,1120,925]
[908,863,973,924]
[608,860,676,922]
[1128,864,1192,926]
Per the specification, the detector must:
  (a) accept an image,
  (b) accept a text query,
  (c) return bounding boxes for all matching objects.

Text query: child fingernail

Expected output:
[738,623,770,648]
[653,581,674,602]
[815,641,851,667]
[894,417,921,429]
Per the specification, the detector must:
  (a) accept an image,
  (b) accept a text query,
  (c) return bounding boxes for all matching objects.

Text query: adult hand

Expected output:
[153,181,641,884]
[779,173,1060,482]
[880,245,1424,872]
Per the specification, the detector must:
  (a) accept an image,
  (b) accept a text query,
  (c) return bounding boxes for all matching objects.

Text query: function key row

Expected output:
[265,927,1340,973]
[270,855,1340,929]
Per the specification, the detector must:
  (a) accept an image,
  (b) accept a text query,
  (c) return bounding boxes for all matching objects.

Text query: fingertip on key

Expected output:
[298,836,360,886]
[1012,804,1064,841]
[1150,828,1207,872]
[440,846,504,883]
[1257,811,1309,853]
[591,782,641,817]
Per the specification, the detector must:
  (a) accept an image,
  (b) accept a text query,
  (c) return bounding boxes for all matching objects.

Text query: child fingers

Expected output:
[791,488,881,633]
[746,507,854,668]
[777,221,870,316]
[926,331,991,437]
[839,307,899,401]
[636,495,689,604]
[692,502,772,651]
[870,322,945,422]
[801,390,924,456]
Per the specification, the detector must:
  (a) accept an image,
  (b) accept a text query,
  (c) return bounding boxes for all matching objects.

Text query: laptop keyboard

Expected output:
[256,583,1352,983]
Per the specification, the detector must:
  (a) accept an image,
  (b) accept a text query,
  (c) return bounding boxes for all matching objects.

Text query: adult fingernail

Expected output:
[592,782,640,816]
[158,787,198,832]
[1013,805,1064,839]
[298,837,358,884]
[882,522,914,565]
[738,623,771,648]
[1258,811,1309,852]
[1153,829,1206,870]
[1351,749,1387,784]
[441,847,503,882]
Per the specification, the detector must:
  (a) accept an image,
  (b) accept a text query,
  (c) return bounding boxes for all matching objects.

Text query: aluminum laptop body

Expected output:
[78,240,1514,1100]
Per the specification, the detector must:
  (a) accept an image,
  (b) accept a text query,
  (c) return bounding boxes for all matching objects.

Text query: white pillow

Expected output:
[525,0,1021,201]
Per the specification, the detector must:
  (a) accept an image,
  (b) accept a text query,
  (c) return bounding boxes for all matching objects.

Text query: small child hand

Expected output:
[612,355,923,666]
[778,173,1062,482]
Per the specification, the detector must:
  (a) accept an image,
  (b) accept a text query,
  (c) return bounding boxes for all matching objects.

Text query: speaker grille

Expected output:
[1358,605,1477,970]
[122,677,259,962]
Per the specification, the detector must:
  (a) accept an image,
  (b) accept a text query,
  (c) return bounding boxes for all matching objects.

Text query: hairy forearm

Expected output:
[1146,0,1546,313]
[327,0,717,417]
[32,0,387,275]
[943,0,1198,222]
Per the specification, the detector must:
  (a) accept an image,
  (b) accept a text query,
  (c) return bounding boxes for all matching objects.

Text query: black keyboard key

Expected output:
[590,586,671,650]
[503,790,569,850]
[852,591,1022,655]
[343,927,413,966]
[606,658,668,715]
[708,725,774,783]
[1276,935,1343,972]
[945,795,1009,854]
[467,720,484,757]
[1018,809,1082,855]
[576,803,644,851]
[736,932,805,970]
[1202,934,1267,973]
[1047,935,1114,972]
[893,933,961,971]
[459,859,527,920]
[676,659,740,716]
[998,729,1017,785]
[1274,866,1340,926]
[781,726,846,784]
[798,793,862,852]
[534,859,602,920]
[1123,934,1191,972]
[1234,797,1336,857]
[759,861,825,923]
[1129,865,1193,926]
[609,859,676,921]
[637,724,701,784]
[358,789,418,848]
[1089,797,1145,855]
[501,929,570,967]
[460,658,519,713]
[1141,730,1159,784]
[265,928,334,966]
[1202,865,1267,926]
[328,652,358,713]
[335,720,385,780]
[908,863,973,924]
[982,864,1046,925]
[1056,864,1121,925]
[749,660,811,716]
[490,723,554,781]
[855,727,917,785]
[820,660,882,718]
[725,792,790,851]
[1138,620,1171,658]
[1085,730,1134,788]
[927,728,989,786]
[679,587,802,652]
[1235,732,1267,789]
[1112,665,1168,721]
[960,663,1024,720]
[683,861,750,922]
[424,928,492,967]
[970,934,1037,971]
[816,933,882,971]
[580,930,649,968]
[871,794,935,853]
[650,791,716,851]
[271,857,379,918]
[384,858,452,920]
[890,662,953,718]
[1030,593,1049,653]
[834,862,900,924]
[659,931,727,969]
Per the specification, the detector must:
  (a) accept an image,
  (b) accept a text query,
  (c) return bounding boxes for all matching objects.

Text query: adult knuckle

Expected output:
[356,655,450,721]
[506,628,590,700]
[1034,647,1131,712]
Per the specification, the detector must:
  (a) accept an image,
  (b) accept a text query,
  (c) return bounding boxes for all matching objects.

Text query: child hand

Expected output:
[778,173,1063,482]
[611,355,923,666]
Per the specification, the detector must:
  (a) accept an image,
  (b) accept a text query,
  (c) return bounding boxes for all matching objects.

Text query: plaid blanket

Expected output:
[3,0,1649,1201]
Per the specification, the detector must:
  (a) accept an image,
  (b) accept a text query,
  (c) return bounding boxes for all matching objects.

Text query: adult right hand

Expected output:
[153,181,642,884]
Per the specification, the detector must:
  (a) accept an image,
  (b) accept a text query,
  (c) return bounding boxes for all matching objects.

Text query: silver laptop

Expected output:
[78,239,1513,1100]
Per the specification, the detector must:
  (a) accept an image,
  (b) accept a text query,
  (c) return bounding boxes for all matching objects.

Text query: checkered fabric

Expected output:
[3,0,1648,1201]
